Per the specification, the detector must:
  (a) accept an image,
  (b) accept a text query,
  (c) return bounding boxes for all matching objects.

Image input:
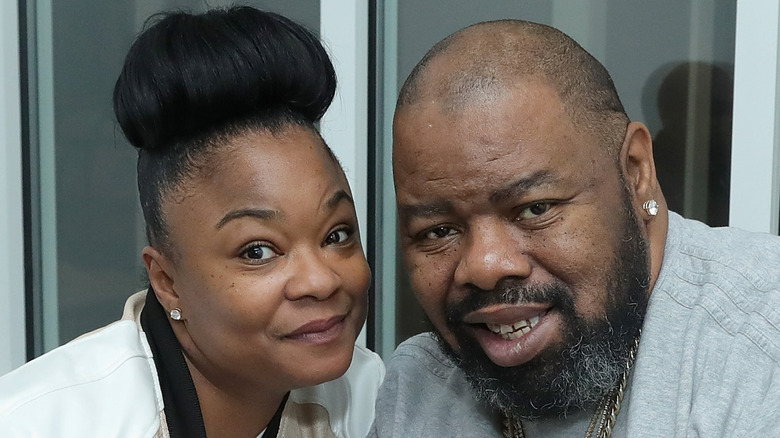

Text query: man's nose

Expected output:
[283,249,341,301]
[453,219,532,291]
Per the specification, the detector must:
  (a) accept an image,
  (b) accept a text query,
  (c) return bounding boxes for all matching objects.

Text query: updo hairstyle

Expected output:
[113,6,337,254]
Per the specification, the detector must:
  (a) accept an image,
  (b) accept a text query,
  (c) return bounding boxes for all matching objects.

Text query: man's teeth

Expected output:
[486,316,541,340]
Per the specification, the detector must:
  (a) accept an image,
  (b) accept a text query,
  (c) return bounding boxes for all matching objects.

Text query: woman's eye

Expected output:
[241,244,277,261]
[518,202,551,219]
[324,227,352,245]
[424,225,455,240]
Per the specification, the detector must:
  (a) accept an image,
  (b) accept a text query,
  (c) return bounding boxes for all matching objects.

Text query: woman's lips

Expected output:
[284,314,347,344]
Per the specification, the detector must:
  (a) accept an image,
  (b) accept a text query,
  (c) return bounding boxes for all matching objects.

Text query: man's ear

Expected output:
[142,246,180,313]
[620,121,662,212]
[619,123,669,292]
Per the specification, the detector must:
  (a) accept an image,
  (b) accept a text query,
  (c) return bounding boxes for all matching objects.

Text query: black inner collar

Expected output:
[141,288,207,438]
[140,289,288,437]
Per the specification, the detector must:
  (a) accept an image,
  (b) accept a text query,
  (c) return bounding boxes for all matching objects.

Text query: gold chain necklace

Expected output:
[501,336,640,438]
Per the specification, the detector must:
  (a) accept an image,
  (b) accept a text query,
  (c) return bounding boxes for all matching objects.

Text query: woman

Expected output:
[0,6,383,437]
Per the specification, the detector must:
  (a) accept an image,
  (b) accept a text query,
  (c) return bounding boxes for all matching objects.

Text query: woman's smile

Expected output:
[284,313,349,344]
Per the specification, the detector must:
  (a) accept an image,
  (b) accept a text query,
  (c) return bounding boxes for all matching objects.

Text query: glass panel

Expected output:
[376,0,737,352]
[729,2,780,235]
[27,0,320,354]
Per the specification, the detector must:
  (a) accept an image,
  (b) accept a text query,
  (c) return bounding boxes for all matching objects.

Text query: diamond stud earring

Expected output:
[170,308,182,321]
[642,199,659,216]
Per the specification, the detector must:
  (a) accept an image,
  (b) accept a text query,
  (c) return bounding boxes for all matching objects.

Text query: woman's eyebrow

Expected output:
[215,190,352,229]
[327,190,354,209]
[215,208,282,229]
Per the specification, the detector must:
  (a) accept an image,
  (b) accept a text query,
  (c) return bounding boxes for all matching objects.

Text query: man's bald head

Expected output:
[397,20,630,155]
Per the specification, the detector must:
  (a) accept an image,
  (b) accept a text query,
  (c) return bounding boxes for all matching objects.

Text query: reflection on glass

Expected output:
[650,62,733,226]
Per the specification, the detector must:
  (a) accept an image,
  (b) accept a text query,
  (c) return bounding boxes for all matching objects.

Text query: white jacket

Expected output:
[0,291,385,437]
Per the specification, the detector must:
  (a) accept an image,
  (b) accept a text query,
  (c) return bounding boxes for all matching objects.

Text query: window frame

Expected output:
[1,0,26,374]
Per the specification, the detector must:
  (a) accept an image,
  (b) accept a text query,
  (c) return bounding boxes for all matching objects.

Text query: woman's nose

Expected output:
[283,249,341,301]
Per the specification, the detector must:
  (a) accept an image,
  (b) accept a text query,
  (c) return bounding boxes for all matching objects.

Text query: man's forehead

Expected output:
[401,22,550,109]
[394,78,568,152]
[404,56,522,119]
[392,79,613,201]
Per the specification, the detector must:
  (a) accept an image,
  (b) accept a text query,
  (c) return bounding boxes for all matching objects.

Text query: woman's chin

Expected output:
[290,348,355,389]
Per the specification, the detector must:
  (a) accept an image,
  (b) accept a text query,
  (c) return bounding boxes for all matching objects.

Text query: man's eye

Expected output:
[324,227,352,245]
[518,202,551,219]
[424,226,455,240]
[241,244,277,261]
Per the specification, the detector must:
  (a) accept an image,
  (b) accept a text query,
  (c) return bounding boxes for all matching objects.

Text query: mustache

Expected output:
[445,279,577,327]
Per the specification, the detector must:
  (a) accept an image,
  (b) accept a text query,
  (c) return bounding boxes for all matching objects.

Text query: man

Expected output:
[370,19,780,437]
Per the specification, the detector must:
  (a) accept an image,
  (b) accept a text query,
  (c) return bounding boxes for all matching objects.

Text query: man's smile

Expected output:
[486,313,544,339]
[461,304,559,367]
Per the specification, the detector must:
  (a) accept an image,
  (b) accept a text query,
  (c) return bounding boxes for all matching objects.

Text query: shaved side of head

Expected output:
[397,20,630,156]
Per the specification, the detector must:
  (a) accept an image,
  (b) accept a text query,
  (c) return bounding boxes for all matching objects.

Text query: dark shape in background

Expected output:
[644,62,733,227]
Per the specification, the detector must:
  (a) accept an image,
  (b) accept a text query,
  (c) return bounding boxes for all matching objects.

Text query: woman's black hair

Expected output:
[113,6,337,253]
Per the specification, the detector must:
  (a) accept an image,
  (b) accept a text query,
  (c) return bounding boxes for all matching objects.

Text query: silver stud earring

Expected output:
[170,308,182,321]
[642,200,659,217]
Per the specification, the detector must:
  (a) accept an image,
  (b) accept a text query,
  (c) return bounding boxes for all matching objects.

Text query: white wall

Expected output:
[0,0,27,375]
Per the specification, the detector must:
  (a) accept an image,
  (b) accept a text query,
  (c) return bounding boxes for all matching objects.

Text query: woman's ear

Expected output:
[621,121,662,211]
[142,246,180,312]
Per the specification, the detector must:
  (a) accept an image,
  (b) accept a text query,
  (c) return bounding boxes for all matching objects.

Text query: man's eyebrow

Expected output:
[215,208,282,229]
[398,200,454,220]
[489,171,558,203]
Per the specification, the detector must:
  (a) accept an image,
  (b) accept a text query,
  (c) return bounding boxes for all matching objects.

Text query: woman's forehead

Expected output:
[162,126,349,225]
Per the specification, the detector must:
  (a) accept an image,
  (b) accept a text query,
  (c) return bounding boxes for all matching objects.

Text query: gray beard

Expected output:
[449,320,636,417]
[435,194,650,419]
